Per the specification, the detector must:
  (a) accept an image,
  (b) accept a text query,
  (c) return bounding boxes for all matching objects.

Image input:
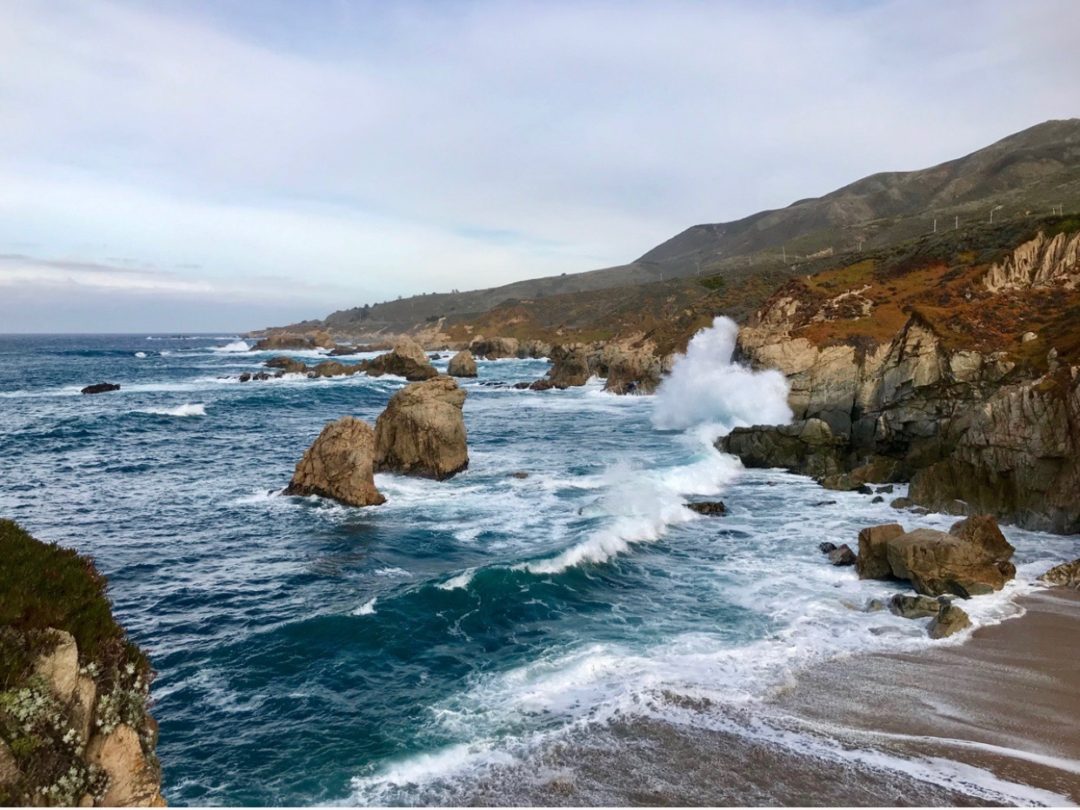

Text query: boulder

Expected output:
[447,350,478,378]
[819,542,837,554]
[86,724,165,807]
[33,628,79,703]
[365,339,438,381]
[888,593,942,619]
[718,419,848,481]
[469,336,519,359]
[81,382,120,395]
[284,417,385,507]
[928,603,972,639]
[686,501,727,516]
[883,519,1015,597]
[307,360,362,378]
[890,497,914,510]
[602,347,663,395]
[374,376,469,479]
[265,356,309,375]
[73,675,97,743]
[827,544,857,566]
[1040,559,1080,589]
[856,523,905,579]
[545,346,593,388]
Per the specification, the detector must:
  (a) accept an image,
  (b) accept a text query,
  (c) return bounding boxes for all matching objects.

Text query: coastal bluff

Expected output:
[0,520,164,807]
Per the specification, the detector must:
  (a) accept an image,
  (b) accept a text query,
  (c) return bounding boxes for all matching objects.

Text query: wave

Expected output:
[135,403,207,417]
[353,597,378,616]
[212,340,251,353]
[134,351,148,358]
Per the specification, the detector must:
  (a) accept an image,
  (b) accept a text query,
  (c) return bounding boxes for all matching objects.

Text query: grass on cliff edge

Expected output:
[0,519,148,689]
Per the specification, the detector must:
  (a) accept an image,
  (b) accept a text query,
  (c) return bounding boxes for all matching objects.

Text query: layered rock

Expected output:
[284,417,385,507]
[447,350,478,378]
[720,419,847,481]
[856,516,1016,597]
[364,339,438,381]
[374,376,469,479]
[1040,559,1080,589]
[983,230,1080,292]
[0,520,164,807]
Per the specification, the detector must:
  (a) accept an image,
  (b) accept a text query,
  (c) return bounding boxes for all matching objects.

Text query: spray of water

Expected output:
[651,316,792,437]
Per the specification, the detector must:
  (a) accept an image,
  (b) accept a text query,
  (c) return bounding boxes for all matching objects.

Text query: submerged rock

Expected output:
[827,544,857,566]
[447,350,478,378]
[81,382,120,395]
[686,501,727,516]
[888,593,942,619]
[284,416,385,507]
[1040,558,1080,589]
[374,376,469,479]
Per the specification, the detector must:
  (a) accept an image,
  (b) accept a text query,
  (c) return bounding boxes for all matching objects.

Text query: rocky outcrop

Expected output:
[284,417,385,507]
[447,350,478,378]
[364,339,438,381]
[983,230,1080,292]
[0,520,164,807]
[307,360,363,379]
[856,516,1016,597]
[601,346,665,394]
[253,329,334,351]
[533,345,593,389]
[374,376,469,479]
[719,419,847,480]
[686,501,727,516]
[1040,559,1080,589]
[265,356,309,375]
[81,383,120,395]
[468,336,519,359]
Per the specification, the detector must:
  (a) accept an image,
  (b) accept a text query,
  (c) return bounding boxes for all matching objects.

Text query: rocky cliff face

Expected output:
[720,225,1080,533]
[0,521,164,807]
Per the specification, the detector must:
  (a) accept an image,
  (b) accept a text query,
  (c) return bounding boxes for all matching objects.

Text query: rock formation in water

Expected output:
[0,520,164,807]
[253,329,334,351]
[284,417,385,506]
[856,516,1015,597]
[81,383,121,395]
[447,350,478,378]
[374,376,469,479]
[532,345,593,390]
[717,224,1080,533]
[1040,559,1080,589]
[364,339,438,381]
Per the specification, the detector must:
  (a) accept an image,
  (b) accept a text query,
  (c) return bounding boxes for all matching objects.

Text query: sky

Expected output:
[1,0,1078,332]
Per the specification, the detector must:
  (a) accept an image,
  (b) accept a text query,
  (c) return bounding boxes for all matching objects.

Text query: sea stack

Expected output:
[364,338,438,381]
[285,417,386,507]
[447,350,478,378]
[374,376,468,479]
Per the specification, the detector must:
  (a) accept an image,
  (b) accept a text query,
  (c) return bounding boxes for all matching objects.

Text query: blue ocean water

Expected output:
[1,331,1077,805]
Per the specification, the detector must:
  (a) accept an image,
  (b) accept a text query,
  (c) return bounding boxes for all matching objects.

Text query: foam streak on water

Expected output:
[0,332,1077,806]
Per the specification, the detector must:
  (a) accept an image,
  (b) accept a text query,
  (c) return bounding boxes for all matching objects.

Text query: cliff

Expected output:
[719,219,1080,533]
[0,520,164,807]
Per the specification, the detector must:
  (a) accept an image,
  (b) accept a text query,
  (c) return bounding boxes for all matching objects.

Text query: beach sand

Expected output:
[452,588,1080,806]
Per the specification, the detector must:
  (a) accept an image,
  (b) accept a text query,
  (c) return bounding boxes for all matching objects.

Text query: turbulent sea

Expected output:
[1,326,1078,806]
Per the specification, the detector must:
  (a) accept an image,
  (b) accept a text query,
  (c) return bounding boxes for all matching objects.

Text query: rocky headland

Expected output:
[0,520,164,807]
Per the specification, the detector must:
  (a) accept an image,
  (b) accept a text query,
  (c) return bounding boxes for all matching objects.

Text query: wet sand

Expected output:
[451,588,1080,806]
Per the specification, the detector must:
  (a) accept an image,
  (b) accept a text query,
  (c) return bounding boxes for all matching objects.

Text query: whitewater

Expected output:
[1,326,1077,805]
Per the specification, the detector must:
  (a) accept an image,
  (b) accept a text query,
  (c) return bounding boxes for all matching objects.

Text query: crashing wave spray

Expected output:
[651,316,792,437]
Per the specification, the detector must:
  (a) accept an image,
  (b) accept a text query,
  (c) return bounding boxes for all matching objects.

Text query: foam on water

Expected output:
[212,340,251,353]
[353,598,378,616]
[135,403,207,417]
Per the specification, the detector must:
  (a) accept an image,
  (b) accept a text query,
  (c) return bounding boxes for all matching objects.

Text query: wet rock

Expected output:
[512,381,533,390]
[718,419,847,481]
[928,603,972,639]
[812,500,837,507]
[827,544,857,566]
[239,372,252,383]
[365,338,438,381]
[863,598,887,612]
[888,593,942,619]
[876,484,895,494]
[374,376,469,479]
[819,542,838,554]
[855,484,874,495]
[545,345,593,388]
[265,356,308,375]
[602,346,663,395]
[529,378,556,391]
[284,417,385,507]
[871,495,884,503]
[307,360,362,378]
[1039,558,1080,589]
[890,497,914,509]
[856,523,905,580]
[447,350,478,378]
[509,471,529,479]
[81,382,120,395]
[686,501,727,516]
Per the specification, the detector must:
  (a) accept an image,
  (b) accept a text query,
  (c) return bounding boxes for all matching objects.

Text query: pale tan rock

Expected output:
[983,230,1080,292]
[74,675,97,742]
[34,628,79,703]
[285,417,385,507]
[447,350,477,378]
[365,339,438,381]
[1040,558,1080,589]
[884,525,1014,597]
[86,725,164,807]
[856,523,905,580]
[375,376,468,479]
[0,739,20,788]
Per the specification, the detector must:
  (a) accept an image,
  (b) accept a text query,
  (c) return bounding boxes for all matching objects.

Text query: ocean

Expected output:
[1,322,1077,805]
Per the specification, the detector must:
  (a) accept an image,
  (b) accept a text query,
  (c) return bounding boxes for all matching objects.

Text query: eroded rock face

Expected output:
[253,330,334,350]
[447,350,478,378]
[34,629,79,703]
[374,376,469,479]
[858,516,1016,597]
[983,230,1080,292]
[86,725,164,807]
[719,419,847,481]
[285,417,385,507]
[365,339,438,381]
[1040,559,1080,589]
[543,346,593,388]
[602,346,664,394]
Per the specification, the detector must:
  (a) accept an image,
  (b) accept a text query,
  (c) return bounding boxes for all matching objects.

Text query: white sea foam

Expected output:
[212,340,251,353]
[135,403,207,417]
[134,351,147,358]
[437,569,477,591]
[374,567,411,578]
[652,316,792,435]
[353,598,378,616]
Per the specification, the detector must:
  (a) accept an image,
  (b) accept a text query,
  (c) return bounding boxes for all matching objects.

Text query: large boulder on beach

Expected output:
[374,376,469,479]
[447,350,478,378]
[856,523,905,579]
[365,338,438,381]
[1040,559,1080,589]
[284,417,385,507]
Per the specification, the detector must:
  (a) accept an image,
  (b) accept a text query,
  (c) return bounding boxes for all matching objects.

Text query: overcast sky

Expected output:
[1,0,1077,332]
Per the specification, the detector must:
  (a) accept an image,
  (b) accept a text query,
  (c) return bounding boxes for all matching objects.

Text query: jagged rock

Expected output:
[827,544,857,566]
[519,339,553,359]
[253,329,334,350]
[819,542,837,554]
[86,724,165,807]
[239,372,252,383]
[983,229,1080,292]
[888,593,942,619]
[265,356,308,375]
[928,603,972,639]
[374,376,469,479]
[365,339,438,381]
[602,346,663,394]
[1040,559,1080,589]
[81,383,120,395]
[686,501,726,516]
[284,417,385,507]
[718,419,847,480]
[544,346,593,388]
[856,523,906,579]
[468,336,519,358]
[307,360,362,378]
[447,350,478,378]
[33,628,79,703]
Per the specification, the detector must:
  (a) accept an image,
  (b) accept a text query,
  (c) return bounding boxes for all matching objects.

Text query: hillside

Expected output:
[260,118,1080,338]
